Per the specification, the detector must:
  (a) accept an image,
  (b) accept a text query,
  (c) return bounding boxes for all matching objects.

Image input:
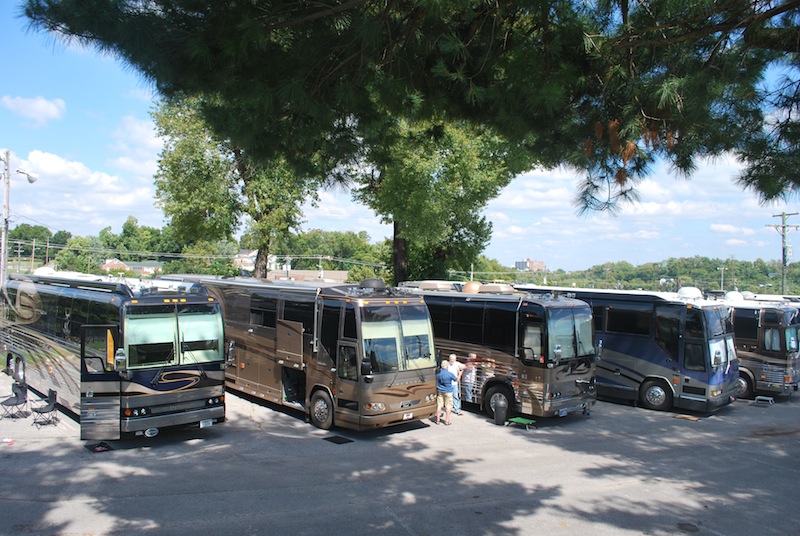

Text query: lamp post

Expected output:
[0,150,37,284]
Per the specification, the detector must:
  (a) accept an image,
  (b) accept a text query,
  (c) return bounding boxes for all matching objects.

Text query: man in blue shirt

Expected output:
[435,358,458,425]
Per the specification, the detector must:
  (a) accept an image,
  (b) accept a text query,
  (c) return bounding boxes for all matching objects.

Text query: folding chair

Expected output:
[1,382,28,419]
[31,389,58,428]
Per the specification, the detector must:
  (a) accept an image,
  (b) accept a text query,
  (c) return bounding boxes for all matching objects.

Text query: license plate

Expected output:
[558,408,568,417]
[402,412,413,421]
[199,419,214,428]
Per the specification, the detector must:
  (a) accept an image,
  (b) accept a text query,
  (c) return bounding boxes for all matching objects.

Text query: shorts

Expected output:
[436,391,454,411]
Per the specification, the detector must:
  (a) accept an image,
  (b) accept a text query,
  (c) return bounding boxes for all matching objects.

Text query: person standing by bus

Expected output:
[435,360,457,425]
[448,353,466,415]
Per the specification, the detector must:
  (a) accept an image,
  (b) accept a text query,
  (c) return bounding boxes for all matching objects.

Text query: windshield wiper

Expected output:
[150,346,176,388]
[181,337,208,380]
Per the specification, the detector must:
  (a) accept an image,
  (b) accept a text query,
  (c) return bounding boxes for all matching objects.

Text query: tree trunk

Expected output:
[254,243,269,279]
[392,220,407,285]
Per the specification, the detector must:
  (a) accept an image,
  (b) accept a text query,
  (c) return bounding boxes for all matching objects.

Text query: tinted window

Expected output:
[343,303,357,339]
[684,342,706,371]
[320,300,340,363]
[483,301,518,352]
[732,308,758,340]
[685,308,704,339]
[763,310,780,324]
[591,304,604,332]
[250,291,277,327]
[606,302,651,335]
[655,304,681,361]
[425,298,452,339]
[283,298,315,333]
[450,300,484,344]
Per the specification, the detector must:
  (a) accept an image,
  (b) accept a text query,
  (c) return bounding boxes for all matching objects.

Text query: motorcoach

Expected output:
[516,285,739,412]
[1,273,226,440]
[723,292,799,399]
[161,276,438,431]
[405,281,596,419]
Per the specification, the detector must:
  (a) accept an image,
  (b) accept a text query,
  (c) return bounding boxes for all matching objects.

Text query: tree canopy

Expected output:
[22,0,800,210]
[152,96,319,277]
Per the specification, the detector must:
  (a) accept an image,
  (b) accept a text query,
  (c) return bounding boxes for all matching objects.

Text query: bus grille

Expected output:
[761,365,786,384]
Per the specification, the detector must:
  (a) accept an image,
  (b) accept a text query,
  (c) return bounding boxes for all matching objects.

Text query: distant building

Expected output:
[99,258,163,276]
[515,258,546,272]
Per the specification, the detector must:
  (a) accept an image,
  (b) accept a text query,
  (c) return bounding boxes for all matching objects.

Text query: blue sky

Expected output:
[1,3,797,272]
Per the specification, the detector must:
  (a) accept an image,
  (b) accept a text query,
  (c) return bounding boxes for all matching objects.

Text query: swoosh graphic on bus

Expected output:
[150,370,202,391]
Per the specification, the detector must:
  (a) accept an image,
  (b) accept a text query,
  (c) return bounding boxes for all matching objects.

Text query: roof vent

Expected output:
[360,278,386,290]
[461,281,482,294]
[677,287,703,300]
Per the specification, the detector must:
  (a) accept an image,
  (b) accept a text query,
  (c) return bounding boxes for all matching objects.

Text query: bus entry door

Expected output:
[334,343,360,422]
[676,339,708,402]
[79,325,121,441]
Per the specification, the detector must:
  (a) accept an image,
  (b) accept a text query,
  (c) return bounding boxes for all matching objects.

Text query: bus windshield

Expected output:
[124,303,224,368]
[547,307,594,360]
[178,303,224,364]
[708,336,736,371]
[704,305,732,338]
[361,304,436,374]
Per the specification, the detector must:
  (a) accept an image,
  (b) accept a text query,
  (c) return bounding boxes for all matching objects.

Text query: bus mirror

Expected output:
[114,349,131,380]
[361,351,374,376]
[550,344,562,367]
[114,349,127,372]
[226,341,236,367]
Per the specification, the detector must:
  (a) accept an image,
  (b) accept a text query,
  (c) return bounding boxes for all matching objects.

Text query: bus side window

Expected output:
[765,328,781,352]
[684,342,706,371]
[84,357,106,374]
[685,309,704,339]
[522,324,542,363]
[337,346,357,379]
[655,304,681,361]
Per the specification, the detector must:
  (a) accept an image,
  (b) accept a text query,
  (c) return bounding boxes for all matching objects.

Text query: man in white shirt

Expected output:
[448,353,466,415]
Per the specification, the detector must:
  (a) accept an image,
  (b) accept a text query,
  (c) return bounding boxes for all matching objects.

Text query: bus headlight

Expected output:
[363,402,385,411]
[710,389,721,397]
[425,393,436,403]
[206,396,224,406]
[125,407,151,417]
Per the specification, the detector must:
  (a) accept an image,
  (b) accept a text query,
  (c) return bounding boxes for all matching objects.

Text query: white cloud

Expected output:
[711,223,757,236]
[108,115,163,176]
[0,96,66,127]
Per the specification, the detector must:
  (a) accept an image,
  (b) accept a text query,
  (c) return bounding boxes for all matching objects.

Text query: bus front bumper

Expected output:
[336,402,438,431]
[121,406,226,434]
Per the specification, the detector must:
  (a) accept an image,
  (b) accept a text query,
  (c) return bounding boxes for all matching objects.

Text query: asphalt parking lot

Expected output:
[1,372,799,536]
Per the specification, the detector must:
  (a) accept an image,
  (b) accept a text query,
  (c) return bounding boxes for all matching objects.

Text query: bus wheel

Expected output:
[639,380,672,411]
[736,374,754,400]
[310,390,334,430]
[484,386,512,419]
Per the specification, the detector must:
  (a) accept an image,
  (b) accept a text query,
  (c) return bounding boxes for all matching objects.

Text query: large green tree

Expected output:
[22,1,800,209]
[152,96,318,277]
[9,224,51,258]
[353,118,529,283]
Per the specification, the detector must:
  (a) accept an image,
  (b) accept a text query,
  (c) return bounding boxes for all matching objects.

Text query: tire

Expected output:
[484,385,513,419]
[309,390,334,430]
[639,380,672,411]
[736,374,754,400]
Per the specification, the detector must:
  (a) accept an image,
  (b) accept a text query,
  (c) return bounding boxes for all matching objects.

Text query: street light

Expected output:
[0,150,38,284]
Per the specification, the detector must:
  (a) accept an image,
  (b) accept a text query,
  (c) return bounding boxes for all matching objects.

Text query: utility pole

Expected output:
[767,212,799,294]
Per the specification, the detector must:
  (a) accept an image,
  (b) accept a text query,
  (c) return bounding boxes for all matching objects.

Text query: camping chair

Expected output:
[31,389,58,428]
[1,382,28,419]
